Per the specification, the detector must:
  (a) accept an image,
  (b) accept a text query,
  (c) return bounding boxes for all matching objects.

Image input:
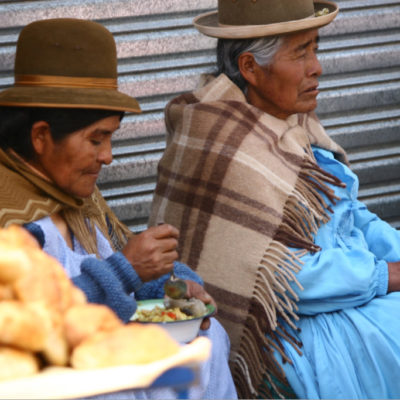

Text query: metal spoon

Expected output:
[156,221,187,299]
[164,271,187,299]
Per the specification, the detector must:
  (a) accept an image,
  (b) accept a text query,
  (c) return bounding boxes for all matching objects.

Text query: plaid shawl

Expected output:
[150,74,348,398]
[0,148,131,254]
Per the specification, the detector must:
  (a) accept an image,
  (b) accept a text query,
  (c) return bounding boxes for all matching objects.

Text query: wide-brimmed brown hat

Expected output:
[0,18,140,113]
[194,0,339,39]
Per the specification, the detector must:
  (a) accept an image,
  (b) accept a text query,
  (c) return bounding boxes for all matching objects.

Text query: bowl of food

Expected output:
[130,298,215,343]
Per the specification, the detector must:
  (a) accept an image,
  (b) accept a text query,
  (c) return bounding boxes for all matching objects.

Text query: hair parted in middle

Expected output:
[216,36,284,93]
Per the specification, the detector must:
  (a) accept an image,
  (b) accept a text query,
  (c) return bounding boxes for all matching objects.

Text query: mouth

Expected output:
[86,169,101,178]
[303,84,319,95]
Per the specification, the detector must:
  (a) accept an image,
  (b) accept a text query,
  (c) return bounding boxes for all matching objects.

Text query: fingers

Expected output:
[121,226,179,282]
[183,281,215,331]
[159,238,179,255]
[184,280,218,310]
[137,225,179,255]
[150,224,179,240]
[200,317,211,330]
[154,249,178,272]
[195,291,215,308]
[204,294,217,310]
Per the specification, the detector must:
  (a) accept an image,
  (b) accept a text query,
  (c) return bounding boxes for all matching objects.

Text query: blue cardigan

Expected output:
[24,222,203,323]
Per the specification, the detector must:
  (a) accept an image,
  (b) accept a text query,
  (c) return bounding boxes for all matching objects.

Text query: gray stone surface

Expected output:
[0,0,399,229]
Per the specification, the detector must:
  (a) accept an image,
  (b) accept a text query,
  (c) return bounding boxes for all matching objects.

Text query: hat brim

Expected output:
[194,0,338,39]
[0,86,141,113]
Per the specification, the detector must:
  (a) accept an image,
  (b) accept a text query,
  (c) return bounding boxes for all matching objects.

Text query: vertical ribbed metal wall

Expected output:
[0,0,399,231]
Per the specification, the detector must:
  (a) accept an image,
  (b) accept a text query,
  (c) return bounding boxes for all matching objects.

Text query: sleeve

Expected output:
[72,253,142,323]
[353,199,400,262]
[293,148,397,316]
[24,223,204,321]
[293,247,388,316]
[135,261,204,300]
[24,222,141,323]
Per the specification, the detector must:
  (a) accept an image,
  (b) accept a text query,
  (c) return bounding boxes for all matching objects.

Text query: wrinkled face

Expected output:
[247,29,322,119]
[33,115,120,198]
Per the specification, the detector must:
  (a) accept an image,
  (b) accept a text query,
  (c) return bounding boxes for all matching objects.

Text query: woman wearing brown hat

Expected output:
[150,0,400,398]
[0,18,237,399]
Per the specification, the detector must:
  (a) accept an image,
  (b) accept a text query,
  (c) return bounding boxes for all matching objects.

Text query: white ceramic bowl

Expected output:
[130,299,215,343]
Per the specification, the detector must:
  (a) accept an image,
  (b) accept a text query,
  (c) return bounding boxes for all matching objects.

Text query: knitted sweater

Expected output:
[24,221,203,323]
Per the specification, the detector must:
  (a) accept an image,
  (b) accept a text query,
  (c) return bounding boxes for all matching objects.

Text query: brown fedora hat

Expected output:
[194,0,339,39]
[0,18,140,113]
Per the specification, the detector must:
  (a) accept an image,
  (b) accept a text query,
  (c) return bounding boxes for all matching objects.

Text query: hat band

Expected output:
[217,12,315,27]
[15,74,118,89]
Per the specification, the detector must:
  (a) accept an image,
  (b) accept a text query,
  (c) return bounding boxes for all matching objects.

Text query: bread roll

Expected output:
[0,246,32,284]
[71,324,180,369]
[0,225,39,284]
[0,225,184,377]
[0,347,39,381]
[0,301,51,351]
[0,284,14,301]
[64,303,123,348]
[0,224,39,249]
[41,325,69,367]
[13,248,86,313]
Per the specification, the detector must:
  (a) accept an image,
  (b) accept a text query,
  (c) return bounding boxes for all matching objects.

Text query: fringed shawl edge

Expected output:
[232,148,344,398]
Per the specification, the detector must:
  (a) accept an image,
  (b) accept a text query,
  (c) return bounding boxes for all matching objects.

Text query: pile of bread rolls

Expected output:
[0,225,179,381]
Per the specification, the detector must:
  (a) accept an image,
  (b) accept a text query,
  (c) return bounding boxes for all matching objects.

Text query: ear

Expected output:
[238,52,259,86]
[31,121,51,155]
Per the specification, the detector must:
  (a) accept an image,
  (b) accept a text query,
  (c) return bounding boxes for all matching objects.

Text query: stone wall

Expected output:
[0,0,399,230]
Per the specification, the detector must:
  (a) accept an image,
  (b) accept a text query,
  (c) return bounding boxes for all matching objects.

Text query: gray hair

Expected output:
[216,36,284,93]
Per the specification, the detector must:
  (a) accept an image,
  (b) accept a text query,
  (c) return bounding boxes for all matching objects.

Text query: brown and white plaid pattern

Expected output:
[150,74,347,398]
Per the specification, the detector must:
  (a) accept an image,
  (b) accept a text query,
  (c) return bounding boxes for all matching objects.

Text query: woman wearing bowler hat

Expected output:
[0,18,237,399]
[150,0,400,398]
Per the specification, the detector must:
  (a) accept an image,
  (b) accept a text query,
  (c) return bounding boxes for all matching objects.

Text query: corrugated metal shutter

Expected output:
[0,0,399,231]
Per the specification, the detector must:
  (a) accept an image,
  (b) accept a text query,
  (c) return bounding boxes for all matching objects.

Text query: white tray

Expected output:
[0,336,211,399]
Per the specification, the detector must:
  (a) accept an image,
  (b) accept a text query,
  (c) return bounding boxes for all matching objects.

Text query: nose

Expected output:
[307,52,322,78]
[98,138,113,165]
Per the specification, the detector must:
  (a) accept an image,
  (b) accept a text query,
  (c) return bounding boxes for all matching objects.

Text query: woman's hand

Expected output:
[122,224,179,282]
[388,261,400,292]
[184,280,217,330]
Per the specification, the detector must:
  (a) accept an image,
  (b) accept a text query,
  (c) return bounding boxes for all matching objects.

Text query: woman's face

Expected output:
[32,115,120,198]
[246,29,322,119]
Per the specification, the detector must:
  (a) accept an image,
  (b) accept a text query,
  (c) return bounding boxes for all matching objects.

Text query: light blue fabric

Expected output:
[35,216,114,278]
[276,147,400,399]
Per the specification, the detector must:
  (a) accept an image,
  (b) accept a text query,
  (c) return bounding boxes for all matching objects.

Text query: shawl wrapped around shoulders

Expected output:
[149,74,348,398]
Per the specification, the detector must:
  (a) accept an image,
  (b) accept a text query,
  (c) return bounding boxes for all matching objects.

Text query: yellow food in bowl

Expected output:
[135,306,194,322]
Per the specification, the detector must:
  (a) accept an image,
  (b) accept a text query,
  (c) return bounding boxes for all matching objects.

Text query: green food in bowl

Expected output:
[130,299,216,343]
